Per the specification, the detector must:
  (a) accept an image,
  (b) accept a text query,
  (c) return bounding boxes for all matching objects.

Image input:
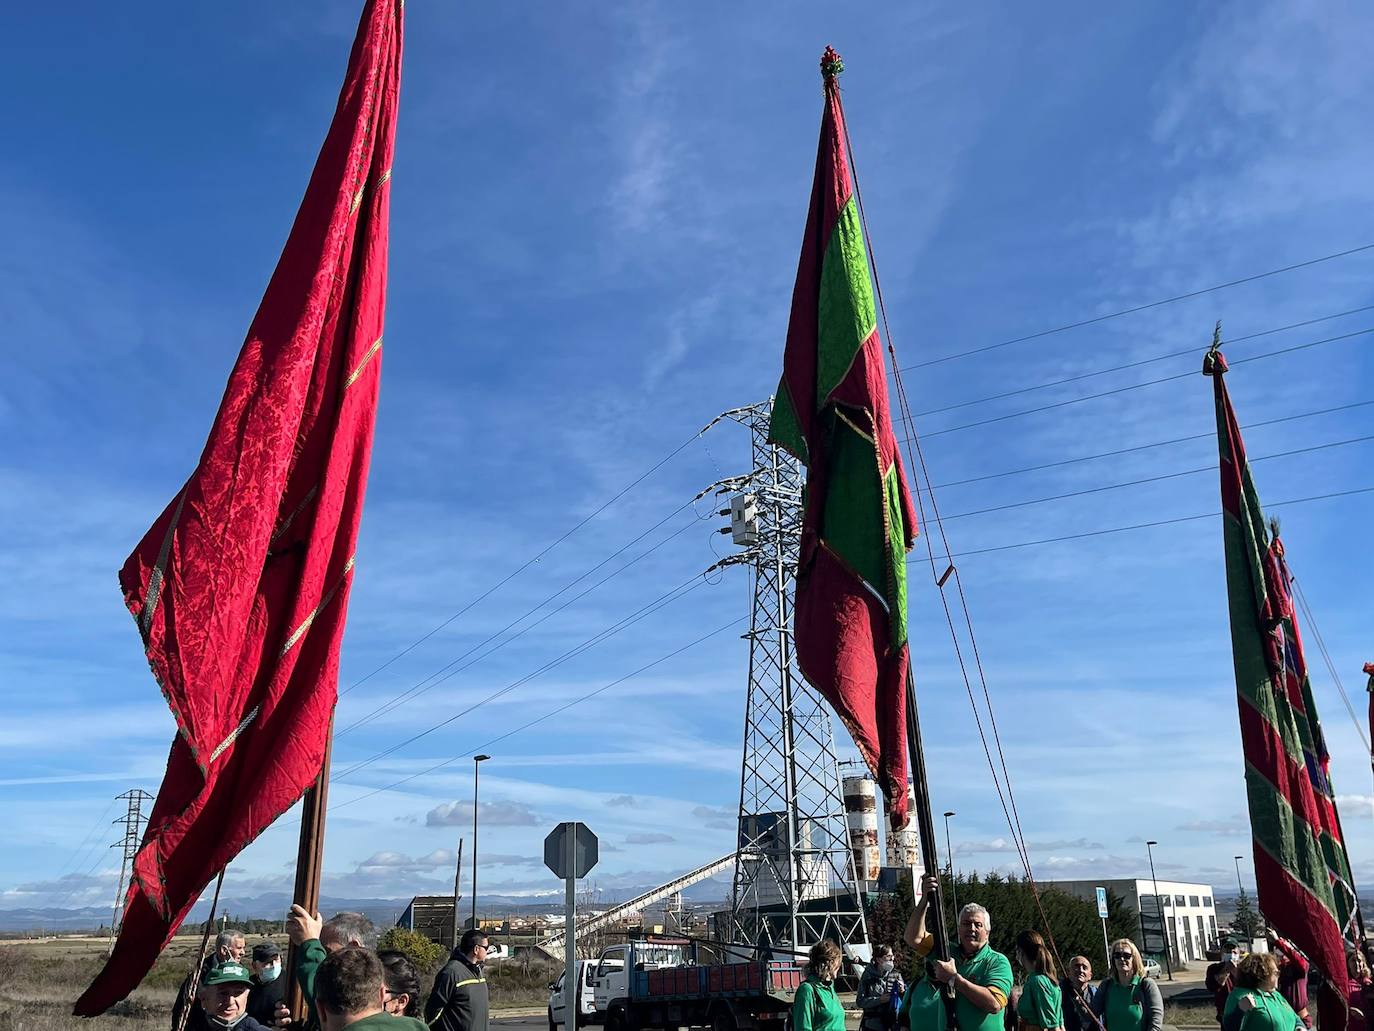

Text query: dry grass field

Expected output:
[0,934,272,1031]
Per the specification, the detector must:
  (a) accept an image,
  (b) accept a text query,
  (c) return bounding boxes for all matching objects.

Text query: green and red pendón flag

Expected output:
[1205,340,1357,1031]
[768,48,918,825]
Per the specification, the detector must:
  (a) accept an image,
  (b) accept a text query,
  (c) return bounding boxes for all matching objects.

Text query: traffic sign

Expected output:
[544,822,598,880]
[1095,886,1109,919]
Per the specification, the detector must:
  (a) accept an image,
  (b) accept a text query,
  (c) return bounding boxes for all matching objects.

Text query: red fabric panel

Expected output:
[1252,846,1347,1031]
[74,0,402,1016]
[795,542,910,811]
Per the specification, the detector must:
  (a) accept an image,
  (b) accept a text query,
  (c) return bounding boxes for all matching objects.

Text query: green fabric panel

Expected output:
[883,461,909,646]
[1222,989,1301,1031]
[1017,973,1063,1030]
[822,415,886,595]
[816,197,877,405]
[1223,519,1304,766]
[768,379,810,466]
[1244,762,1340,910]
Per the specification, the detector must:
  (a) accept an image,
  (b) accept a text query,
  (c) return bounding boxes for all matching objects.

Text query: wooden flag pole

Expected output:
[286,724,333,1022]
[904,668,957,1028]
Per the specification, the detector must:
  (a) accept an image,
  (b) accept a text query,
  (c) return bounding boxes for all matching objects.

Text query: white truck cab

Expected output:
[549,959,597,1031]
[591,942,688,1016]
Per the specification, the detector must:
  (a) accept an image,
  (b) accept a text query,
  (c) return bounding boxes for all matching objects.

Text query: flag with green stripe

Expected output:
[1204,341,1350,1031]
[768,47,917,825]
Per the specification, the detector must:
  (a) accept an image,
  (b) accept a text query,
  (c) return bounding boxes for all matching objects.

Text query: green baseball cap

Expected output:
[203,961,254,987]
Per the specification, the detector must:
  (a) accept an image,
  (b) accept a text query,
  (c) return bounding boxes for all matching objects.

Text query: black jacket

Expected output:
[425,952,489,1031]
[247,973,287,1026]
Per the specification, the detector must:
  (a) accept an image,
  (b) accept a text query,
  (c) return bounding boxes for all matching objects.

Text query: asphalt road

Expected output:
[495,1015,549,1031]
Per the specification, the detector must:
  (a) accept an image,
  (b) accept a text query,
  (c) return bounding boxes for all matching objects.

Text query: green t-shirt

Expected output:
[1222,989,1301,1031]
[794,977,847,1031]
[1104,976,1143,1031]
[1018,973,1063,1029]
[954,944,1014,1031]
[900,977,946,1031]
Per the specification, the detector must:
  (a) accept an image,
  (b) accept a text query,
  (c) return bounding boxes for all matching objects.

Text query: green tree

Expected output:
[378,926,447,976]
[1232,886,1262,940]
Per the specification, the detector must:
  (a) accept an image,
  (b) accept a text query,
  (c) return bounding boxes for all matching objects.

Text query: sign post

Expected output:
[545,822,599,1030]
[1095,887,1110,968]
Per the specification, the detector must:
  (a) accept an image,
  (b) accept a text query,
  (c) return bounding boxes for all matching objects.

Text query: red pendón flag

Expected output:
[75,0,402,1014]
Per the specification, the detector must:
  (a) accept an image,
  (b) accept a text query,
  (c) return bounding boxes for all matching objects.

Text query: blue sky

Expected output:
[4,0,1374,918]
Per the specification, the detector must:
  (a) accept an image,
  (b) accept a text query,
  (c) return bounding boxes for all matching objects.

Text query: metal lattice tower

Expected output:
[702,400,867,955]
[109,789,154,947]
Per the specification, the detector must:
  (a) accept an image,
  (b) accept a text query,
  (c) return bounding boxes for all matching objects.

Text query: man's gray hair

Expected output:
[321,911,376,948]
[958,902,991,928]
[215,929,244,950]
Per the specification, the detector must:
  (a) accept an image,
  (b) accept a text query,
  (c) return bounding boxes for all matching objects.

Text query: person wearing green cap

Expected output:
[185,961,273,1030]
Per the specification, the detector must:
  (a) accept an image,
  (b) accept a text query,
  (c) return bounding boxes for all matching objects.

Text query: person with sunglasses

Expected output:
[425,930,491,1031]
[378,950,421,1018]
[1090,940,1161,1031]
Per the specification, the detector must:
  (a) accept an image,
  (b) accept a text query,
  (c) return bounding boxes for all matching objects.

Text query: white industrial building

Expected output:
[1050,878,1220,965]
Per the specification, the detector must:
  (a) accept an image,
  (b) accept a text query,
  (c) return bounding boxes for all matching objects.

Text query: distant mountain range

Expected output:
[0,881,730,934]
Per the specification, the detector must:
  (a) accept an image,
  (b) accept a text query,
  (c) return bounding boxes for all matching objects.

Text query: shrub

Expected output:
[377,927,446,975]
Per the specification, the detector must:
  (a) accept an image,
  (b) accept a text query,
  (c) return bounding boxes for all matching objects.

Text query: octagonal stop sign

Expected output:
[544,821,598,880]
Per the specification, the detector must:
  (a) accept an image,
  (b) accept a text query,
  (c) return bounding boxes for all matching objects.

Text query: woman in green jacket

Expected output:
[1222,953,1303,1031]
[794,939,847,1031]
[1015,930,1063,1031]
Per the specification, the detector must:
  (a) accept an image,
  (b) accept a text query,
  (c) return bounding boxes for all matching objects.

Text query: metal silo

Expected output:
[842,775,882,889]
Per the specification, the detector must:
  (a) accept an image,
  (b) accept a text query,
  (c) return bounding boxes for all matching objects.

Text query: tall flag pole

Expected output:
[74,0,403,1015]
[1203,329,1351,1031]
[767,46,918,828]
[1365,663,1374,782]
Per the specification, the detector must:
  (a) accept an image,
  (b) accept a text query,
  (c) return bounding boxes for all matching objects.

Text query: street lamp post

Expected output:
[1145,840,1174,981]
[942,811,959,918]
[472,754,491,928]
[1233,855,1245,897]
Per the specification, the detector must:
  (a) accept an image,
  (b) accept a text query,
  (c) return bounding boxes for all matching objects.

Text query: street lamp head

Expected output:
[1234,855,1244,861]
[1146,840,1158,847]
[943,811,955,818]
[474,754,491,763]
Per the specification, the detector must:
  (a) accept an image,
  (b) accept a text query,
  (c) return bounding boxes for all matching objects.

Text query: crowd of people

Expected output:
[168,911,492,1031]
[790,874,1373,1031]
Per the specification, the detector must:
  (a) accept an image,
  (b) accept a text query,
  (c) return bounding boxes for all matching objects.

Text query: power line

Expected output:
[332,572,711,782]
[1290,575,1370,754]
[931,400,1374,490]
[911,304,1374,418]
[933,485,1374,559]
[340,427,706,696]
[336,503,704,736]
[939,434,1374,521]
[918,327,1374,439]
[330,614,746,811]
[901,242,1374,371]
[48,797,118,888]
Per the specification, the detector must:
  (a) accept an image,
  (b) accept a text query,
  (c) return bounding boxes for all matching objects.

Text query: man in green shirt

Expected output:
[903,875,1013,1031]
[314,946,427,1030]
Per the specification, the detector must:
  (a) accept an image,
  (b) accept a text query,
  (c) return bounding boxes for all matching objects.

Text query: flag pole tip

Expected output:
[820,46,845,80]
[1202,321,1228,376]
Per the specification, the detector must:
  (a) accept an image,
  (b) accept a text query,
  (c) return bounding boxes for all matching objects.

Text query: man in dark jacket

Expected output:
[1060,956,1098,1031]
[425,929,490,1031]
[246,940,288,1027]
[185,961,272,1031]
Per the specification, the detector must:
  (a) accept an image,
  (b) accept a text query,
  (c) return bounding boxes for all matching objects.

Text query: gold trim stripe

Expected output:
[279,555,355,658]
[349,168,392,216]
[345,337,383,389]
[209,705,261,763]
[271,484,320,545]
[140,487,189,642]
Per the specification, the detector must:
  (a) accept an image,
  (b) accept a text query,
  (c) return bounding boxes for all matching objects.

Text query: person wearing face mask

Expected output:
[378,950,421,1018]
[246,942,290,1028]
[314,947,427,1030]
[1208,941,1242,1027]
[858,945,907,1031]
[794,939,847,1031]
[173,930,248,1031]
[188,961,272,1031]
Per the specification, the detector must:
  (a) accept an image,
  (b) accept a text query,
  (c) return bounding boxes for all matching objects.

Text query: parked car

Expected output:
[1141,957,1162,979]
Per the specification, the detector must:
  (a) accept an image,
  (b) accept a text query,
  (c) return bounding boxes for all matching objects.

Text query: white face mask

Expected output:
[208,1015,246,1030]
[258,962,281,983]
[877,960,894,974]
